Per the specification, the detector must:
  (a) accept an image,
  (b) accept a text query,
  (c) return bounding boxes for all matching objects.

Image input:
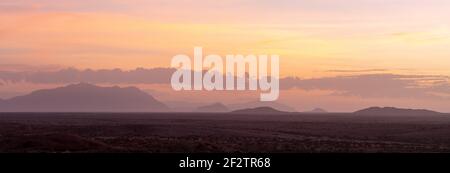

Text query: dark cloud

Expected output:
[0,68,448,100]
[0,68,175,84]
[280,74,450,99]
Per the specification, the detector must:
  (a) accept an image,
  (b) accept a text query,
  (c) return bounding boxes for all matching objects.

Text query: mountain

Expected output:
[165,101,205,112]
[307,108,328,113]
[231,106,289,114]
[354,107,442,116]
[229,101,296,112]
[0,83,168,112]
[195,103,229,112]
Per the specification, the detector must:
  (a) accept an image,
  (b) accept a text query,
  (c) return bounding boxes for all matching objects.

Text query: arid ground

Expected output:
[1,113,450,153]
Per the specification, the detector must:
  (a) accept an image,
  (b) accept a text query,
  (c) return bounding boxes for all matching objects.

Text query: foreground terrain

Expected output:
[1,113,450,153]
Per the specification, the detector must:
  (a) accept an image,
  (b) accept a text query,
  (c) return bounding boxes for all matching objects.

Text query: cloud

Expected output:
[0,68,449,100]
[0,68,175,84]
[326,69,388,73]
[0,64,63,72]
[280,74,450,100]
[391,30,450,44]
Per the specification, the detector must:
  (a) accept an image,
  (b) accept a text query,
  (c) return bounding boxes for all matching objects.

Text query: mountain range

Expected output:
[0,83,447,116]
[231,106,289,114]
[0,83,168,112]
[228,101,297,112]
[354,107,443,116]
[307,108,328,113]
[195,103,229,112]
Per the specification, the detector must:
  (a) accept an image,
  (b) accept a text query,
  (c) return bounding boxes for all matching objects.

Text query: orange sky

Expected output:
[0,0,449,112]
[1,0,449,77]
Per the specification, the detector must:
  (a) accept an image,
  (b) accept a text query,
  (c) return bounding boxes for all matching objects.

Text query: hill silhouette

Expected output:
[228,101,297,112]
[308,108,328,113]
[354,107,442,116]
[231,106,289,114]
[0,83,168,112]
[195,103,229,112]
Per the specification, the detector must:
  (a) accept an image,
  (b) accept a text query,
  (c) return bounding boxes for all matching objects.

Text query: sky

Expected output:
[0,0,449,112]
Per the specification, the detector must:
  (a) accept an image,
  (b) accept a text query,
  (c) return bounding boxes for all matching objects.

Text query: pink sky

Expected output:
[0,0,449,112]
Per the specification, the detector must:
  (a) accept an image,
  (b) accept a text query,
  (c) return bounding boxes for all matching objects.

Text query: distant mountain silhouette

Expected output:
[307,108,328,113]
[195,103,229,112]
[0,83,168,112]
[229,101,296,112]
[165,101,205,112]
[354,107,442,116]
[231,106,289,114]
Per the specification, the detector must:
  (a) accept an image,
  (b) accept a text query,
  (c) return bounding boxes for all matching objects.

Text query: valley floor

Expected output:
[1,113,450,153]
